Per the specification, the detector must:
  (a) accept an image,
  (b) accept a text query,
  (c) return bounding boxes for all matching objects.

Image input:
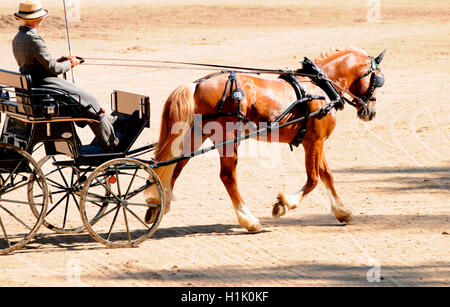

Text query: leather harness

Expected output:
[278,74,310,149]
[195,68,332,149]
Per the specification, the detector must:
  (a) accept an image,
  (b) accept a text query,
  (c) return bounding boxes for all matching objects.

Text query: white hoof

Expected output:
[236,205,263,233]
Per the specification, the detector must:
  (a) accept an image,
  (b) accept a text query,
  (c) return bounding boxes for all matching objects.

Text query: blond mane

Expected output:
[314,46,368,64]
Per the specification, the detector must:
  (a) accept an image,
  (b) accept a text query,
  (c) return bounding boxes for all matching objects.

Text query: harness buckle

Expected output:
[231,88,245,101]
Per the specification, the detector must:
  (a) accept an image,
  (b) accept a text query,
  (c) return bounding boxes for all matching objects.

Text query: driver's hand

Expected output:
[57,56,69,63]
[67,56,82,68]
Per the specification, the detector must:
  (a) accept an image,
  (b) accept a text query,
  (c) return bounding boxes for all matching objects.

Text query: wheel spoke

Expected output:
[94,176,121,203]
[0,198,44,206]
[122,207,131,243]
[32,142,44,154]
[0,204,32,231]
[106,206,120,241]
[46,193,69,216]
[69,168,81,211]
[85,197,111,208]
[0,214,11,248]
[1,176,32,195]
[45,177,67,190]
[126,182,154,201]
[125,201,160,208]
[62,191,70,229]
[70,192,80,211]
[114,166,122,197]
[85,191,111,201]
[124,168,138,199]
[89,204,118,221]
[34,189,66,199]
[55,157,70,188]
[125,207,150,229]
[0,158,26,192]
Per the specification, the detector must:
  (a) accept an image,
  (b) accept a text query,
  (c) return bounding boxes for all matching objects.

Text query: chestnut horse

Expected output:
[144,47,385,232]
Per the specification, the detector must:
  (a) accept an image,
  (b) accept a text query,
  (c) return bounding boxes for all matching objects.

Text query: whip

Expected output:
[63,0,75,83]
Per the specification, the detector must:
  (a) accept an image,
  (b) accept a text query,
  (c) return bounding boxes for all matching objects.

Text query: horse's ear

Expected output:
[375,49,386,65]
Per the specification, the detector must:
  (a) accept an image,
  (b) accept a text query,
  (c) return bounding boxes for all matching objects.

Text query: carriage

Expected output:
[0,68,166,254]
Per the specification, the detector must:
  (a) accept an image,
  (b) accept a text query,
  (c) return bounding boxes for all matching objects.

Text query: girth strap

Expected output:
[278,74,310,150]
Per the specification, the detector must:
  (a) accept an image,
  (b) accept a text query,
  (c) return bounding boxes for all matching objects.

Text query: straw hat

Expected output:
[14,0,48,21]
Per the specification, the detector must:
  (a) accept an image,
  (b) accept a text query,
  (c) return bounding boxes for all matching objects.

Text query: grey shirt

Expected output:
[12,26,71,80]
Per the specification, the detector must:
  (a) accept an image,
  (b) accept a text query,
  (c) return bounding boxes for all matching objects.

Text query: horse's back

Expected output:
[195,73,299,121]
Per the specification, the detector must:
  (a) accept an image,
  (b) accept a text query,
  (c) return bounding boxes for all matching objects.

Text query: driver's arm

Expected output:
[31,35,71,76]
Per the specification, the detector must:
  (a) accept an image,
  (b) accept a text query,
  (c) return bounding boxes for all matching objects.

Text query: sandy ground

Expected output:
[0,0,449,287]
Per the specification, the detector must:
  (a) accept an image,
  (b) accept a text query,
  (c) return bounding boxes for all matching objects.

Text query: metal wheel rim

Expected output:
[0,143,48,255]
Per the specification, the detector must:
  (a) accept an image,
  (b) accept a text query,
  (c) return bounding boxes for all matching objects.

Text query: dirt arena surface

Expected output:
[0,0,449,286]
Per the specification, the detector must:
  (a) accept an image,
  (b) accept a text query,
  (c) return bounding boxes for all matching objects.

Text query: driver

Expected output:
[12,0,119,150]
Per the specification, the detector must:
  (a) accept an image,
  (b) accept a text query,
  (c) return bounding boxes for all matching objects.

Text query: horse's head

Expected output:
[348,50,386,121]
[315,47,386,122]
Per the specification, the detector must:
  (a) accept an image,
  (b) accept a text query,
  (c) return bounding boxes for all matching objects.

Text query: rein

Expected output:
[81,56,381,110]
[82,57,319,78]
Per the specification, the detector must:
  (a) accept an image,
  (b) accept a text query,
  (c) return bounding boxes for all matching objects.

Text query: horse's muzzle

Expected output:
[357,105,376,121]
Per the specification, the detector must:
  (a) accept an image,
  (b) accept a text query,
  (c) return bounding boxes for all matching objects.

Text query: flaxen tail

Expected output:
[144,83,196,214]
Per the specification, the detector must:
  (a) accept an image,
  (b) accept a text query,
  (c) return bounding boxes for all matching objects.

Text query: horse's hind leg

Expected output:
[145,128,205,224]
[219,154,262,233]
[319,153,353,223]
[171,134,209,192]
[213,126,262,232]
[272,139,323,218]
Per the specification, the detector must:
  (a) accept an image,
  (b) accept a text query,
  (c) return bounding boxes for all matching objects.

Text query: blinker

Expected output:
[372,73,385,88]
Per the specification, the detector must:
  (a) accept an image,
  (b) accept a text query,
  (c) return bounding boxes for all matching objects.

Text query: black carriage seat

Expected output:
[77,90,150,165]
[1,69,90,153]
[0,68,88,121]
[29,87,88,120]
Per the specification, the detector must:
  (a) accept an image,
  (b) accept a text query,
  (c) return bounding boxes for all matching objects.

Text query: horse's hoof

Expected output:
[333,207,353,224]
[247,222,263,233]
[145,207,160,224]
[272,203,287,219]
[272,193,288,218]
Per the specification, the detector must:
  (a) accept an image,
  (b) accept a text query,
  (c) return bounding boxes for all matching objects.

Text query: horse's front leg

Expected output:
[272,139,323,218]
[319,153,353,223]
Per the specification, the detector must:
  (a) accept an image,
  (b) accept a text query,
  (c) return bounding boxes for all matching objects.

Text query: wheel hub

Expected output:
[119,199,128,208]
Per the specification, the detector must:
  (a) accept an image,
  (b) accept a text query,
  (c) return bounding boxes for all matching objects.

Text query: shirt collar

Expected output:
[19,25,37,34]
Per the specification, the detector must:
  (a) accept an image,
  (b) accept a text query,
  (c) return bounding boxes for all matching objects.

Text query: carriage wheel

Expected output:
[79,158,165,248]
[28,155,106,234]
[0,143,48,255]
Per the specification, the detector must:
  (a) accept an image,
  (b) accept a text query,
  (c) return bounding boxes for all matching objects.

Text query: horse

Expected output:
[144,46,386,232]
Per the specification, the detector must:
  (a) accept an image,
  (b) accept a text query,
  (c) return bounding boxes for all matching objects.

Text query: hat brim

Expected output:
[14,9,48,21]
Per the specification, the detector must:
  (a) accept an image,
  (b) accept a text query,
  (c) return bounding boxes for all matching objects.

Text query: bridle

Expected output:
[322,55,385,111]
[353,56,385,103]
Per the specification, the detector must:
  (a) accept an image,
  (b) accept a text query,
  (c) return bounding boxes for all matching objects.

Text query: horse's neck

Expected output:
[317,53,365,91]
